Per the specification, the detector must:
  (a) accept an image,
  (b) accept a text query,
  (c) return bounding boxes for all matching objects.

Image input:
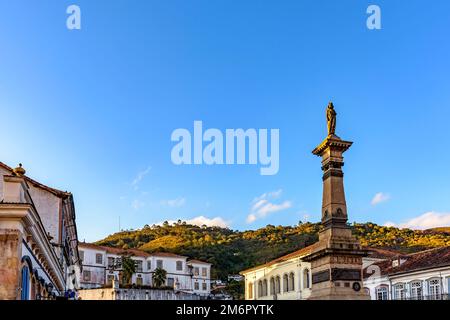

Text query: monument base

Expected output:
[304,226,371,300]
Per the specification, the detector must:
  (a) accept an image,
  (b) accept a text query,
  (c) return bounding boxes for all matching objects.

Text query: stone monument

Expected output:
[303,102,370,300]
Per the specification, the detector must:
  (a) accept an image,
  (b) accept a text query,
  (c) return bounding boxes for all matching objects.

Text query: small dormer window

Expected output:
[392,259,399,267]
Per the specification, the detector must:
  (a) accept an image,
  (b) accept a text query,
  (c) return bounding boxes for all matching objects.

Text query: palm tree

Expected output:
[121,255,136,285]
[152,267,167,288]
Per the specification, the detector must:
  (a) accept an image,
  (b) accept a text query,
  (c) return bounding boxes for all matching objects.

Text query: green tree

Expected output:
[152,267,167,288]
[224,280,244,300]
[121,256,136,285]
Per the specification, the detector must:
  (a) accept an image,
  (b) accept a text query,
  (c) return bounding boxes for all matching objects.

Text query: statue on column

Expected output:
[326,102,337,136]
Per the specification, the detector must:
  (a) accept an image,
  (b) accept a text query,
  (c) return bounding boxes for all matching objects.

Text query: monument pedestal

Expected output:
[303,126,370,300]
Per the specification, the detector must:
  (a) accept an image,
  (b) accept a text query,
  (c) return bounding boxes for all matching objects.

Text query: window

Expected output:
[376,286,388,300]
[258,281,263,298]
[202,267,207,277]
[410,281,423,300]
[83,270,91,282]
[194,282,199,290]
[20,266,30,300]
[135,260,143,272]
[270,277,275,295]
[289,273,295,292]
[156,259,163,269]
[202,283,207,291]
[428,279,441,300]
[79,250,84,263]
[283,274,289,293]
[136,275,143,286]
[394,283,405,300]
[194,267,200,276]
[263,279,268,296]
[248,282,254,299]
[147,261,151,270]
[448,278,450,295]
[448,278,450,299]
[167,277,174,287]
[303,269,311,289]
[176,261,183,271]
[108,257,115,268]
[96,253,103,265]
[275,276,281,294]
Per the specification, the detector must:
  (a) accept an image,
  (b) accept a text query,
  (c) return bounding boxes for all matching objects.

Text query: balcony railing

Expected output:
[392,294,450,301]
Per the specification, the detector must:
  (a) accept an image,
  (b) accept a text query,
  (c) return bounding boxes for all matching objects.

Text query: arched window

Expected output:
[21,266,30,300]
[283,274,289,293]
[410,281,423,300]
[258,281,263,298]
[376,286,388,300]
[263,279,268,296]
[428,278,441,300]
[393,283,405,300]
[289,272,295,292]
[270,277,275,295]
[303,269,310,289]
[248,282,253,299]
[275,276,281,294]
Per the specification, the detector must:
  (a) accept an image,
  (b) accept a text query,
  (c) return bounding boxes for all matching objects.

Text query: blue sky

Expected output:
[1,1,450,242]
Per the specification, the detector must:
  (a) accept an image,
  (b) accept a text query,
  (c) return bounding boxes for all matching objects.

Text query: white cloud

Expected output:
[131,166,151,190]
[385,211,450,230]
[186,216,229,228]
[246,214,257,224]
[252,200,292,217]
[131,199,145,210]
[158,216,230,228]
[252,189,282,203]
[371,192,390,206]
[384,221,396,227]
[161,197,186,208]
[246,189,292,223]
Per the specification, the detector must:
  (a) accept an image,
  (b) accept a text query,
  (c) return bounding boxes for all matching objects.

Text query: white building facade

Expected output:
[363,247,450,300]
[241,246,450,300]
[240,246,313,300]
[78,243,212,296]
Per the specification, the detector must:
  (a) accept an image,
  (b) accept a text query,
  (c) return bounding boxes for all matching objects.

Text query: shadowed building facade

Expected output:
[0,162,81,300]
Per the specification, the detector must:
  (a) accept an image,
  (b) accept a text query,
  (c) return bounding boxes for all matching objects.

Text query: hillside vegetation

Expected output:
[95,221,450,280]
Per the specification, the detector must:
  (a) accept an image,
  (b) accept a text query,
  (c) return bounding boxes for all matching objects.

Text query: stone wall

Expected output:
[0,229,22,300]
[78,288,202,300]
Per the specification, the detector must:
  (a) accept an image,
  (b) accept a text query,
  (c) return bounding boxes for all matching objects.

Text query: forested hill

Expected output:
[95,221,450,280]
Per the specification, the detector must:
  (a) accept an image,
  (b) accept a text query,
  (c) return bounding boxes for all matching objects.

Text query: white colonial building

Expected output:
[363,247,450,300]
[241,245,450,300]
[240,246,314,300]
[78,243,212,296]
[0,162,81,300]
